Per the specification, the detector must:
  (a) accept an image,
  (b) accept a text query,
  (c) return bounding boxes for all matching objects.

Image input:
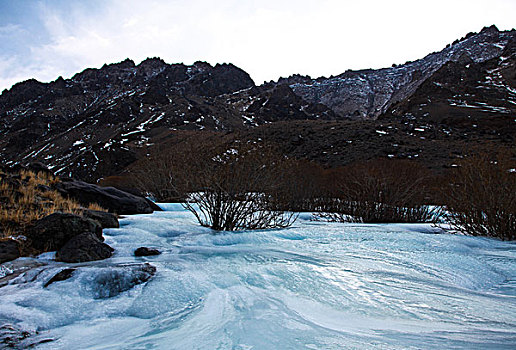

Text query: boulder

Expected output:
[134,247,161,256]
[81,209,119,228]
[26,213,102,252]
[56,233,114,263]
[0,240,20,264]
[44,268,76,287]
[55,179,160,215]
[145,198,163,212]
[91,263,156,298]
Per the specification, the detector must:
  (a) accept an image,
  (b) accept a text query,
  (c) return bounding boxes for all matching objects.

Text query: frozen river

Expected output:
[1,204,515,349]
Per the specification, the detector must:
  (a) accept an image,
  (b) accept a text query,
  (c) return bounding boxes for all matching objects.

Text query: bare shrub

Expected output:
[442,151,516,240]
[130,146,184,202]
[263,159,326,212]
[132,137,297,231]
[130,132,226,202]
[319,159,436,223]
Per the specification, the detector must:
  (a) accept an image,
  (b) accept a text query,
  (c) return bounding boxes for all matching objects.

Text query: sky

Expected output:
[0,0,515,91]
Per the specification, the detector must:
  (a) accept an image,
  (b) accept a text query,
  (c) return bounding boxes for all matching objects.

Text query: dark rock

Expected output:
[0,239,20,264]
[0,324,31,348]
[0,323,53,349]
[56,232,114,263]
[145,198,163,212]
[55,180,156,215]
[81,209,119,228]
[26,213,102,252]
[27,162,53,176]
[91,263,156,298]
[134,247,161,256]
[36,184,52,192]
[186,62,255,97]
[44,268,76,287]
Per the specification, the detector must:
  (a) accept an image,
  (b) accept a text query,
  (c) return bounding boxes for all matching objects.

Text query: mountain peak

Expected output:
[480,24,500,34]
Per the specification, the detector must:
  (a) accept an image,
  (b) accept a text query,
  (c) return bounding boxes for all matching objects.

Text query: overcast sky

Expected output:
[0,0,515,91]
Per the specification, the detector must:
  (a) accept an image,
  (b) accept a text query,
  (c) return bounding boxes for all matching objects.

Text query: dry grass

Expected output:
[86,202,106,211]
[0,169,104,238]
[0,226,17,240]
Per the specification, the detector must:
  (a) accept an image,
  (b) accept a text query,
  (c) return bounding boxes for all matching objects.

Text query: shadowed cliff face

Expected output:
[289,25,514,119]
[0,26,514,181]
[381,36,516,142]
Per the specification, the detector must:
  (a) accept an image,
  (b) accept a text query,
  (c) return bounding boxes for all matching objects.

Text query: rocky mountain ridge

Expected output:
[288,25,514,119]
[0,25,514,181]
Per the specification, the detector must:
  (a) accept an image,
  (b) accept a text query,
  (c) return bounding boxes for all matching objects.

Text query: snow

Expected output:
[242,115,258,126]
[0,207,515,349]
[123,112,167,136]
[24,143,54,159]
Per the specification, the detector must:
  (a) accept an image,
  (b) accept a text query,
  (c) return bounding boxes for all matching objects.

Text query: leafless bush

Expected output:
[132,137,297,231]
[320,159,436,223]
[130,145,186,202]
[442,151,516,240]
[268,160,331,212]
[185,142,298,230]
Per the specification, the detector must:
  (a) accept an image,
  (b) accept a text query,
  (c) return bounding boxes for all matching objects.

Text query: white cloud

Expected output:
[0,0,515,90]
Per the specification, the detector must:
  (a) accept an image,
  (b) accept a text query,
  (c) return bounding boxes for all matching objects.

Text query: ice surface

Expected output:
[0,206,515,349]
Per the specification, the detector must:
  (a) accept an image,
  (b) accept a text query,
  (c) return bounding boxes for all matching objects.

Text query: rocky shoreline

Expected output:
[0,162,161,265]
[0,163,163,348]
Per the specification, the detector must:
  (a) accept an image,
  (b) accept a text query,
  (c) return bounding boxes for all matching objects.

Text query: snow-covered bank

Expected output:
[1,206,515,349]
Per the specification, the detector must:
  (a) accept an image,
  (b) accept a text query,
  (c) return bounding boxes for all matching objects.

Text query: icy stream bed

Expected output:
[1,204,516,349]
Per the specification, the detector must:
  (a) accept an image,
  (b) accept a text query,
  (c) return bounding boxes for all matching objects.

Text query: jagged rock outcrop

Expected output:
[289,25,514,119]
[381,34,516,143]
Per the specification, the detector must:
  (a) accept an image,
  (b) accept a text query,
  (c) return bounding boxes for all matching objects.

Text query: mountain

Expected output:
[289,25,513,119]
[0,26,514,181]
[381,35,516,138]
[0,58,337,180]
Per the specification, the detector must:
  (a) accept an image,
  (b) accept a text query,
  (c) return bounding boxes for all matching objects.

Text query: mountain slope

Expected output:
[0,58,339,180]
[381,36,516,141]
[0,26,514,181]
[288,25,514,119]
